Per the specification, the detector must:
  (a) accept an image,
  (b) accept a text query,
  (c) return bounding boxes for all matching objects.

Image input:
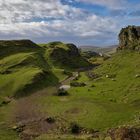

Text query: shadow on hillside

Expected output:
[14,71,59,98]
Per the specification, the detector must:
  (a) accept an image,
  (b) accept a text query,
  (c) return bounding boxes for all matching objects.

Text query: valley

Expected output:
[0,26,140,140]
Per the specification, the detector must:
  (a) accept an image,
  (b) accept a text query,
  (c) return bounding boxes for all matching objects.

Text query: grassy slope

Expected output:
[39,42,91,70]
[0,102,19,140]
[0,40,58,99]
[36,51,140,135]
[0,40,89,99]
[0,41,140,139]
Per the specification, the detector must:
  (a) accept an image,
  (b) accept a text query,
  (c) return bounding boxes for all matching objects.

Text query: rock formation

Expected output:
[118,25,140,50]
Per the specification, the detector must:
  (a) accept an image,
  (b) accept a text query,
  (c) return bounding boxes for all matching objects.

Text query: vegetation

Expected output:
[0,26,140,139]
[40,42,91,69]
[33,50,140,140]
[0,40,90,99]
[0,42,58,98]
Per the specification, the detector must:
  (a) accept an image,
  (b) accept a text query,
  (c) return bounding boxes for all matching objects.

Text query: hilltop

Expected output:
[40,42,91,69]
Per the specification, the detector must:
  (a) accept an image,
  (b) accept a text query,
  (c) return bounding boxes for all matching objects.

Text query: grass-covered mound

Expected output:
[40,42,91,69]
[0,40,58,98]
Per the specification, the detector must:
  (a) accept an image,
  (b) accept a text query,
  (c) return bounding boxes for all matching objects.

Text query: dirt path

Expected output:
[60,72,79,85]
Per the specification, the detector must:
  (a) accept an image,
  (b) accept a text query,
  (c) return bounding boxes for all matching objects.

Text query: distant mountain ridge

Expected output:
[79,45,117,55]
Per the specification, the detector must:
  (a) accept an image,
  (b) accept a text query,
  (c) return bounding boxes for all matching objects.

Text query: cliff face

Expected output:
[118,26,140,50]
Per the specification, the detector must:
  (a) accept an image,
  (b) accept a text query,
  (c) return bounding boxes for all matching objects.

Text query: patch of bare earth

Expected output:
[65,107,81,114]
[12,89,58,140]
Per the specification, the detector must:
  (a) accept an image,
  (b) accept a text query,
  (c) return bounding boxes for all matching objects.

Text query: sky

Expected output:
[0,0,140,46]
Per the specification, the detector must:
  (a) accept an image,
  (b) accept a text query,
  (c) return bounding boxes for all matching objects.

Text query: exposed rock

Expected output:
[108,127,140,140]
[45,117,55,124]
[135,74,140,78]
[118,25,140,51]
[59,85,71,90]
[86,71,99,79]
[70,81,86,87]
[12,124,24,133]
[57,88,69,96]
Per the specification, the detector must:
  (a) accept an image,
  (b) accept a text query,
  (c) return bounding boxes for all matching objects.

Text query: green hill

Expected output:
[40,42,91,69]
[0,40,58,99]
[0,26,140,140]
[38,51,140,130]
[0,40,91,99]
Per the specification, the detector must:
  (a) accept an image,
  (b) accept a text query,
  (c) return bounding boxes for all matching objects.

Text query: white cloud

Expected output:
[0,0,120,45]
[0,0,71,23]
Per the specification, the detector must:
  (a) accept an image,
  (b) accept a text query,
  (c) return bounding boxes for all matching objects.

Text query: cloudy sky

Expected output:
[0,0,140,46]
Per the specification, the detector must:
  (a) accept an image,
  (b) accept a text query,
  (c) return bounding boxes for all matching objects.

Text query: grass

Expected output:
[0,40,140,139]
[40,42,91,70]
[52,68,68,82]
[0,40,58,98]
[0,101,19,140]
[0,67,42,96]
[34,51,140,137]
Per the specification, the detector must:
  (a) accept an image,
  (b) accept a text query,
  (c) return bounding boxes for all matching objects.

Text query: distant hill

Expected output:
[80,45,117,55]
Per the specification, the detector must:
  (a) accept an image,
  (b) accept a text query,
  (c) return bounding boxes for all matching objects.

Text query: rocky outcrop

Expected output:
[118,25,140,50]
[108,127,140,140]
